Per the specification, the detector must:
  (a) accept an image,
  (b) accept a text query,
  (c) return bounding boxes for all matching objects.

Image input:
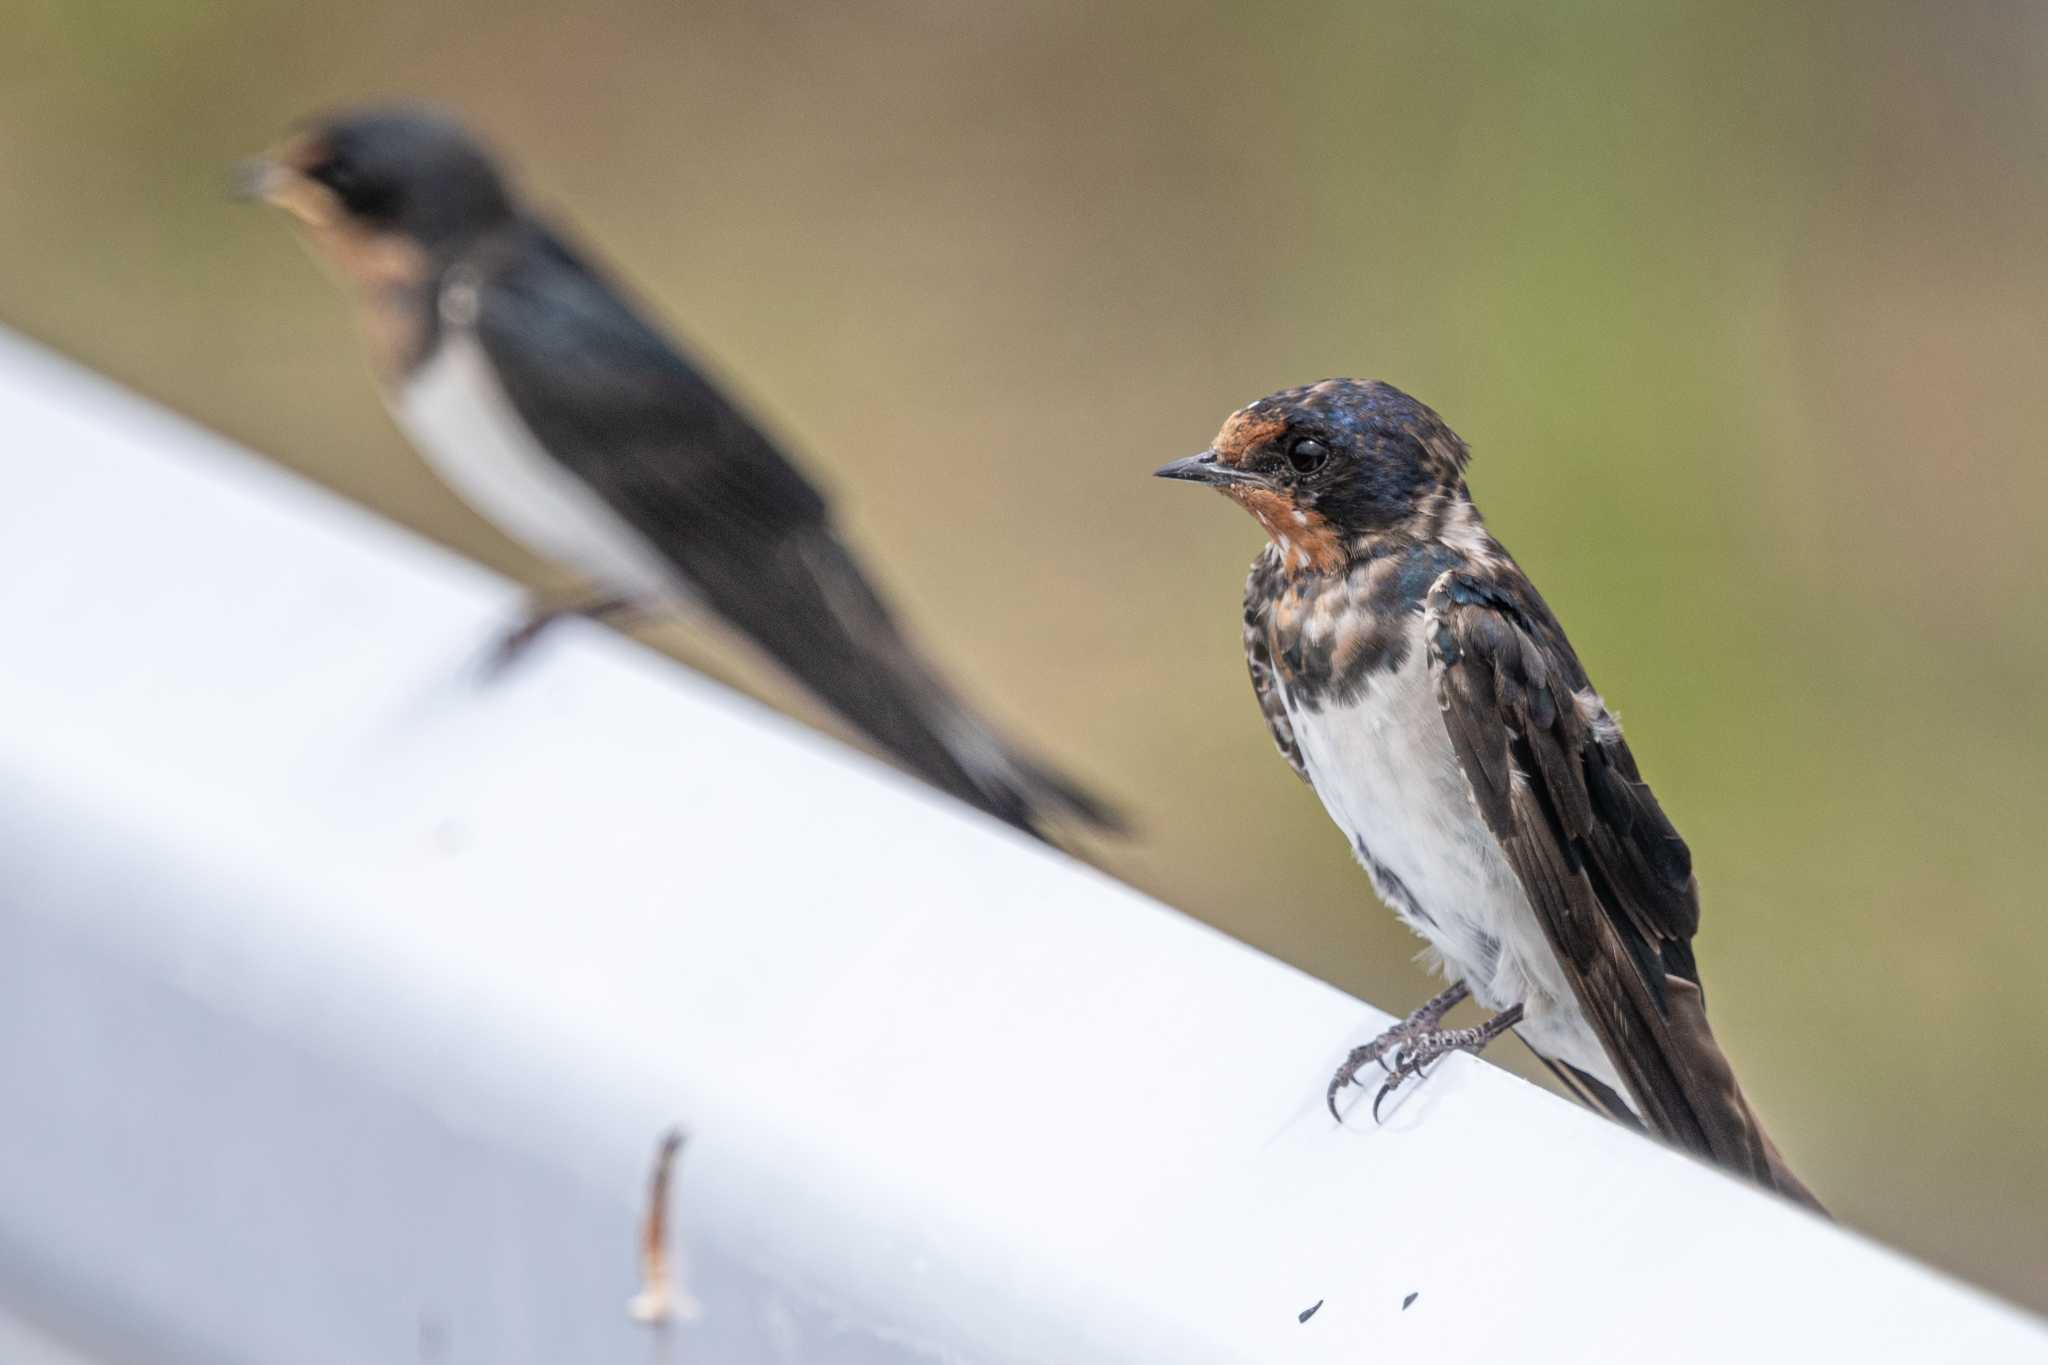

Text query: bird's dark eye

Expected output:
[309,157,398,221]
[1286,436,1329,474]
[307,157,356,196]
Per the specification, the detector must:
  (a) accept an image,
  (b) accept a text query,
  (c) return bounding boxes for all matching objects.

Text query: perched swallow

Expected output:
[239,106,1116,839]
[1158,379,1821,1209]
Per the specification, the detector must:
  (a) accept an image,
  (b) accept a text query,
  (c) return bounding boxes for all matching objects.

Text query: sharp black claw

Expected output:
[1371,1045,1443,1124]
[1328,1052,1366,1122]
[1372,1076,1397,1124]
[480,624,546,682]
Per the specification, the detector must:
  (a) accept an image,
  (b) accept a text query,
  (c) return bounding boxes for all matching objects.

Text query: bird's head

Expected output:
[1155,379,1470,573]
[237,106,519,284]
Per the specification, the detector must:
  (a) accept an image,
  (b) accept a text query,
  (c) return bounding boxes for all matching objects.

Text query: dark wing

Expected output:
[1242,551,1308,783]
[472,224,829,547]
[1426,569,1821,1208]
[467,225,1116,838]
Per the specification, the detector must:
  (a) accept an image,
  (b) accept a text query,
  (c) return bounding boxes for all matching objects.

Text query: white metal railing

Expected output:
[0,326,2039,1363]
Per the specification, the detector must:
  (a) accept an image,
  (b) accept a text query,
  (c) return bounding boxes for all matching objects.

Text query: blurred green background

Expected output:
[5,0,2046,1313]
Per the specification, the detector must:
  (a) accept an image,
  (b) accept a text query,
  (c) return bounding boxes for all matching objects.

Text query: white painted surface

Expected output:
[0,325,2040,1363]
[0,1308,103,1365]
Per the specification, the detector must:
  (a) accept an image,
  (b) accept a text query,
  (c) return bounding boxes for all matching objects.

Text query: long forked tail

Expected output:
[699,526,1124,841]
[1659,976,1827,1212]
[1540,979,1826,1214]
[923,695,1128,837]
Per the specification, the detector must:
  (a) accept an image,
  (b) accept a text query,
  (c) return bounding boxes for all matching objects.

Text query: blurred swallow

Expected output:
[1158,379,1821,1209]
[240,106,1117,839]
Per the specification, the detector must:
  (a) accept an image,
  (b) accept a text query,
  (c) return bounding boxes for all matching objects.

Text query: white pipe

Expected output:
[0,328,2037,1363]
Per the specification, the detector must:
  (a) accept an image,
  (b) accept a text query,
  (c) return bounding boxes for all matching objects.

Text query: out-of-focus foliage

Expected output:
[4,0,2044,1310]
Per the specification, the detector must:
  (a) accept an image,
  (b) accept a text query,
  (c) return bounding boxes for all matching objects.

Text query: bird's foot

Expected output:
[1327,981,1471,1121]
[481,592,637,679]
[1368,1003,1525,1123]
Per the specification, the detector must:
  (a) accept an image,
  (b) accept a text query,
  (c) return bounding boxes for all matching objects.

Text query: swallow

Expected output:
[238,106,1117,840]
[1158,379,1821,1209]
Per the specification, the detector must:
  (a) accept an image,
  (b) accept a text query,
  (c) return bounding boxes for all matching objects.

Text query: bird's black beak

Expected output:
[231,148,338,227]
[1154,450,1248,486]
[230,157,285,202]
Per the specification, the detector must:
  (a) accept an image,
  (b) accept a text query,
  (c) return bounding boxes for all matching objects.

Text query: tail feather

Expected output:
[693,527,1121,840]
[1659,976,1828,1213]
[1543,972,1826,1215]
[932,705,1130,838]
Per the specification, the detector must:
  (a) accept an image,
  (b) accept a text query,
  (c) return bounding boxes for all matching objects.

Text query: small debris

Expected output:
[1401,1292,1419,1311]
[417,1311,447,1360]
[1298,1300,1323,1324]
[627,1128,702,1325]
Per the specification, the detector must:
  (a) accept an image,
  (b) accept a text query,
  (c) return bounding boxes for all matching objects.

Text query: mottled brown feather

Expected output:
[1242,549,1308,782]
[1425,568,1822,1211]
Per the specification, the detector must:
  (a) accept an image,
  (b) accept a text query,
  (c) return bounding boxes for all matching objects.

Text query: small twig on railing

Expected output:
[627,1127,700,1326]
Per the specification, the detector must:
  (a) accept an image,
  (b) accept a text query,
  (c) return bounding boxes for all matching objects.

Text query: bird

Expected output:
[1157,378,1821,1210]
[237,105,1116,840]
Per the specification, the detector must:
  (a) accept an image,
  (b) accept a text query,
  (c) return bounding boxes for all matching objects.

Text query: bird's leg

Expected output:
[1327,981,1470,1120]
[1370,1003,1526,1124]
[485,591,641,677]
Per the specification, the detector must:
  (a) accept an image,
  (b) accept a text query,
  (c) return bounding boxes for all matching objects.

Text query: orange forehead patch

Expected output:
[1211,409,1287,467]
